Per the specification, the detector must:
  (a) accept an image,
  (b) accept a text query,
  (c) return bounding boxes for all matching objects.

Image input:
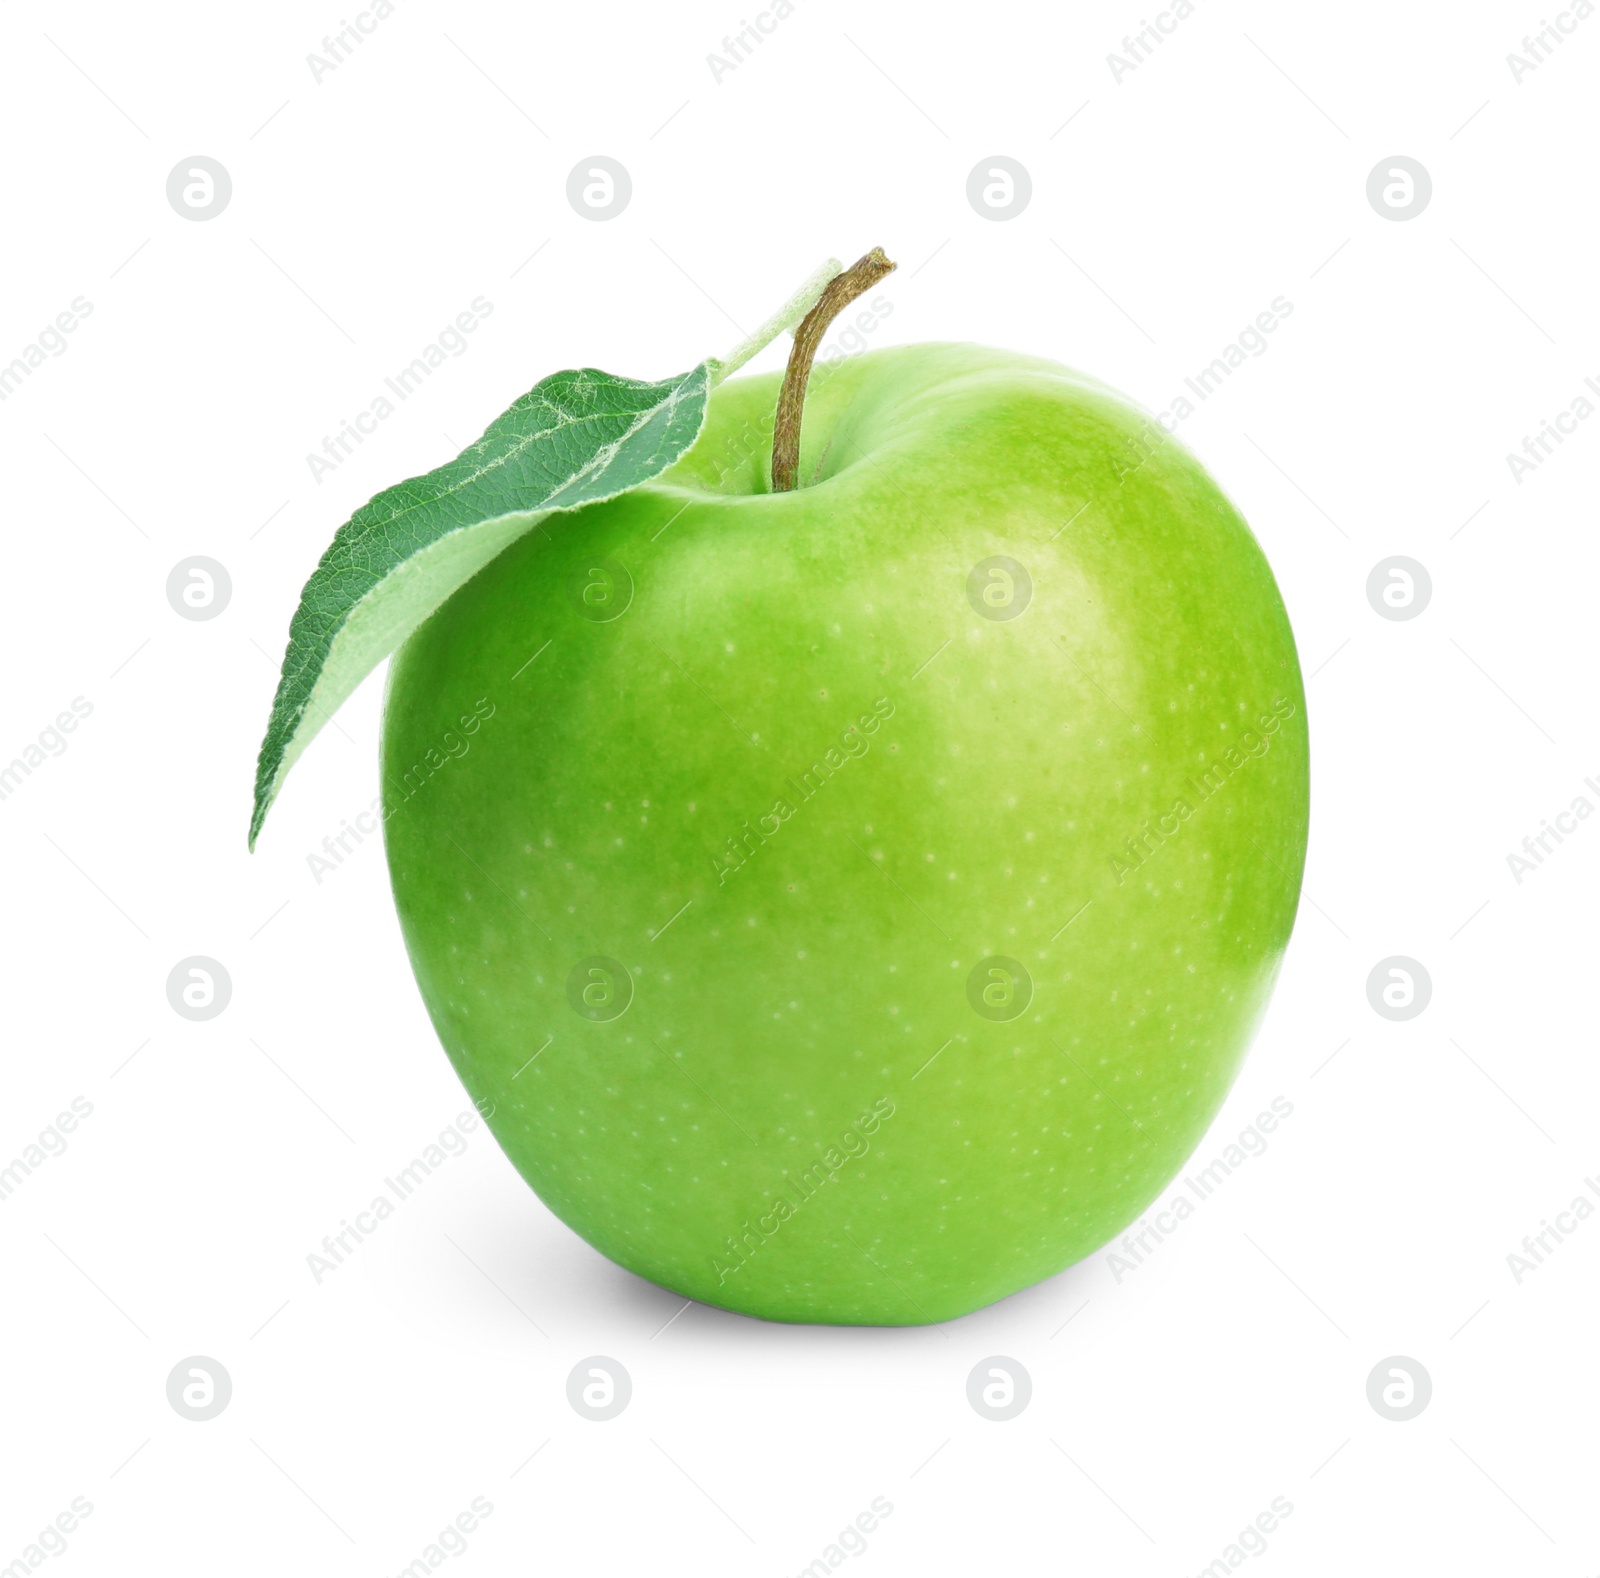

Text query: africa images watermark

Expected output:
[1506,2,1595,83]
[1104,1098,1293,1283]
[392,1497,496,1577]
[1105,0,1206,83]
[306,0,403,83]
[0,296,94,405]
[1188,1498,1295,1578]
[0,697,93,805]
[1145,296,1296,437]
[308,699,495,883]
[1505,1174,1600,1283]
[2,1498,95,1575]
[1504,372,1600,484]
[712,1097,896,1285]
[1110,697,1298,884]
[1105,296,1295,492]
[0,1097,94,1205]
[306,796,384,885]
[791,1499,895,1578]
[1504,772,1600,884]
[706,0,799,83]
[306,296,495,482]
[712,698,896,885]
[306,1108,485,1283]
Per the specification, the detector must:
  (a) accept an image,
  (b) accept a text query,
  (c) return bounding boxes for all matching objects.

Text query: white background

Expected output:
[2,0,1597,1572]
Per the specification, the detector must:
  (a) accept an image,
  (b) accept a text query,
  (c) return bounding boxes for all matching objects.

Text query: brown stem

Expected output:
[771,247,897,492]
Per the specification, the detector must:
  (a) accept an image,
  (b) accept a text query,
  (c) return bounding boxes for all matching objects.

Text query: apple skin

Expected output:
[380,342,1308,1325]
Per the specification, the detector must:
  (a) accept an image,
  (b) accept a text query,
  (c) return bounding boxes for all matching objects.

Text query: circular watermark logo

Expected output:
[571,557,633,622]
[167,957,232,1021]
[1365,557,1431,621]
[1366,1356,1431,1421]
[567,1356,631,1420]
[1366,157,1431,221]
[967,957,1032,1022]
[966,157,1031,221]
[167,157,232,221]
[567,957,632,1022]
[166,557,232,621]
[167,1356,232,1421]
[967,557,1032,621]
[567,157,631,221]
[1366,957,1431,1021]
[966,1356,1031,1420]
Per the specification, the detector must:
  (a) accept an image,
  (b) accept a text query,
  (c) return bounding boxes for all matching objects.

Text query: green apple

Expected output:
[380,338,1308,1325]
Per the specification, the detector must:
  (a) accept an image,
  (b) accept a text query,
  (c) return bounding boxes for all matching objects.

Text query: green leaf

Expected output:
[249,258,840,848]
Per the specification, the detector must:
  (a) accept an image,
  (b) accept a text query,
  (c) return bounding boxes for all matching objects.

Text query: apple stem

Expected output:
[771,247,897,492]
